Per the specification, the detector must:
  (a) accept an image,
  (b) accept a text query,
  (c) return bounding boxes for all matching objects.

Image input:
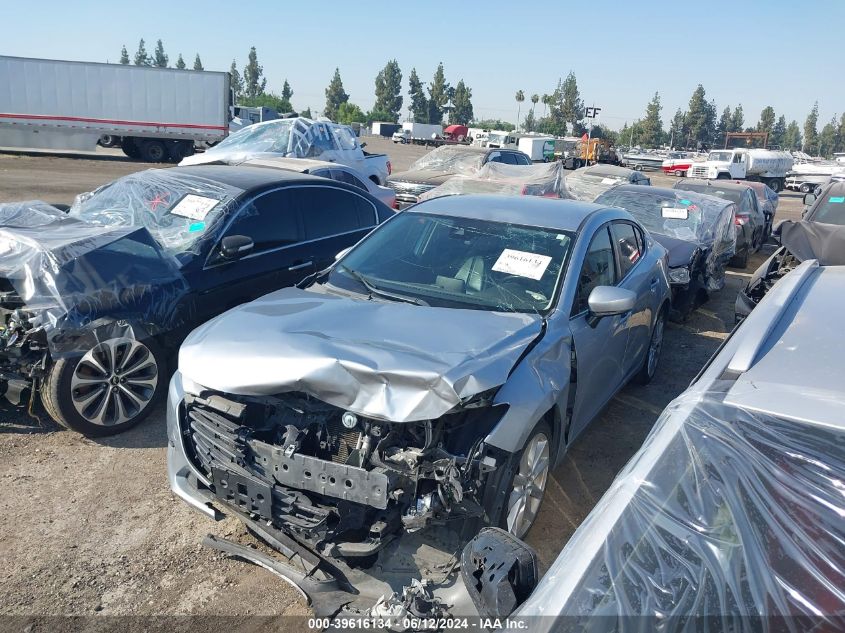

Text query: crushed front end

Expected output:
[0,281,47,406]
[174,385,505,562]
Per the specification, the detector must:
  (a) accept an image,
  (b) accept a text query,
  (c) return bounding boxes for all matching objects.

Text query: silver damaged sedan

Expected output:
[166,194,670,599]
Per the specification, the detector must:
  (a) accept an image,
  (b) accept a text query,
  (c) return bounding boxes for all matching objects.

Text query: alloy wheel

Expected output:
[506,432,550,539]
[70,338,158,426]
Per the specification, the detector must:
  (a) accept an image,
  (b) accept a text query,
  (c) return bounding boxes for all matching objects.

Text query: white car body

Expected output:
[240,156,396,208]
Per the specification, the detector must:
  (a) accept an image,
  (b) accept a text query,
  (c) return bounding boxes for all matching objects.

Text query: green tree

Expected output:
[243,47,266,100]
[475,119,515,132]
[757,106,776,135]
[771,115,787,148]
[803,101,819,154]
[729,104,744,133]
[427,62,450,125]
[553,72,584,135]
[523,110,537,132]
[837,113,845,153]
[193,54,203,71]
[242,93,292,113]
[324,68,349,121]
[714,106,731,147]
[408,68,428,123]
[300,107,312,119]
[639,92,664,148]
[281,79,293,103]
[119,45,130,65]
[685,85,712,145]
[531,93,539,114]
[229,60,243,102]
[451,80,473,126]
[783,120,802,151]
[153,39,168,68]
[133,39,151,66]
[669,109,688,148]
[818,116,838,157]
[515,90,525,128]
[366,108,393,123]
[373,59,403,123]
[175,54,186,70]
[336,102,367,125]
[541,93,552,119]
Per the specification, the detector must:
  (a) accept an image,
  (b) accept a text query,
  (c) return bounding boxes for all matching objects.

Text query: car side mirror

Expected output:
[334,246,352,261]
[460,527,539,620]
[220,235,254,260]
[360,142,367,148]
[803,193,816,206]
[587,286,636,327]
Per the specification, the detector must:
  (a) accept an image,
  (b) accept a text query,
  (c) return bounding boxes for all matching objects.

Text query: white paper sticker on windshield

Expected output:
[170,195,220,220]
[662,207,689,220]
[492,249,552,280]
[601,177,617,185]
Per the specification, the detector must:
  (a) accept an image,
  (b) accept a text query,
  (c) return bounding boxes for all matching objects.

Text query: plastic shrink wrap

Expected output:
[418,161,571,202]
[595,188,736,292]
[520,389,845,632]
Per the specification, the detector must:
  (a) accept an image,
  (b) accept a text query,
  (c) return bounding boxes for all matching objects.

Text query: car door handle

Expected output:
[288,260,313,271]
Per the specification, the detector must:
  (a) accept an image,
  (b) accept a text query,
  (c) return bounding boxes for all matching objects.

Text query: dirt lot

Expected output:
[0,139,807,622]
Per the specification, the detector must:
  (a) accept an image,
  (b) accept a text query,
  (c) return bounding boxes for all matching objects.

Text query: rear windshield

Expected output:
[808,194,845,225]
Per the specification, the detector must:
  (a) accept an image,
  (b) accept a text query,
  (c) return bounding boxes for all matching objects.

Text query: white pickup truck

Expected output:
[687,148,793,192]
[182,117,391,185]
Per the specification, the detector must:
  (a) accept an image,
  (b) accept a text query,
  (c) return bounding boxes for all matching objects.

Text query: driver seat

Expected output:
[456,256,485,293]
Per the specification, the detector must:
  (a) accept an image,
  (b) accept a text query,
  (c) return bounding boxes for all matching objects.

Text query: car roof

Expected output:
[239,157,338,173]
[173,164,326,191]
[723,264,845,430]
[679,178,752,193]
[817,180,845,198]
[582,165,636,178]
[409,194,609,231]
[605,184,734,207]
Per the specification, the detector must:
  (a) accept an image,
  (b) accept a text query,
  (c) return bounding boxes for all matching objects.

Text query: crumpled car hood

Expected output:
[179,287,543,422]
[651,233,701,269]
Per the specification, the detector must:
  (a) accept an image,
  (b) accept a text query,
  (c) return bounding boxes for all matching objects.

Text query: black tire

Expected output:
[167,140,194,162]
[41,337,167,437]
[800,183,811,193]
[98,134,118,148]
[121,138,141,159]
[140,140,167,162]
[634,307,666,385]
[484,421,552,540]
[768,179,783,193]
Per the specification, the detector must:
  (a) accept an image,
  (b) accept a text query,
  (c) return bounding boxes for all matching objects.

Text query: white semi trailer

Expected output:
[0,55,230,162]
[687,148,794,192]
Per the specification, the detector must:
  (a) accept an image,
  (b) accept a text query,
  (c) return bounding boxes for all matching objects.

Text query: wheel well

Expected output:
[369,175,380,185]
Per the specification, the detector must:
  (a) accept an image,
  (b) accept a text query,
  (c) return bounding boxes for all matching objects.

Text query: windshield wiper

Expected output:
[337,265,429,306]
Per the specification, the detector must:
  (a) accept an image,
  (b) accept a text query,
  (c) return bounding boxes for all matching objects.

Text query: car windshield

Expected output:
[216,118,295,154]
[409,147,486,173]
[708,151,733,162]
[808,193,845,225]
[69,171,240,259]
[326,211,573,314]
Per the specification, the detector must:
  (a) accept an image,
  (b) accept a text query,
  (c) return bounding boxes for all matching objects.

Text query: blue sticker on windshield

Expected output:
[188,222,206,232]
[680,198,692,205]
[829,196,845,203]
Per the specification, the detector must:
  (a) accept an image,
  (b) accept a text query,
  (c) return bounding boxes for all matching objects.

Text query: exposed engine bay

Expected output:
[0,286,46,405]
[181,389,507,562]
[743,247,800,308]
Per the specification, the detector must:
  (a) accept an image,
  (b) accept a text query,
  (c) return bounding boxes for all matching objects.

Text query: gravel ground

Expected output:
[0,138,807,623]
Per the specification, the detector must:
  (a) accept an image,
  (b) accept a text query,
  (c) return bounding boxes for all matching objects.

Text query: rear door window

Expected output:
[333,169,369,192]
[297,186,377,240]
[611,222,642,278]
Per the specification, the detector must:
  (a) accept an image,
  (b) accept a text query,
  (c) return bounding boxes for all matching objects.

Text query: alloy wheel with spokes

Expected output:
[505,431,550,539]
[69,337,159,427]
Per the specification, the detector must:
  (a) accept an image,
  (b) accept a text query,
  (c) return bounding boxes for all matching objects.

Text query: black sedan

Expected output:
[0,166,394,435]
[595,185,737,320]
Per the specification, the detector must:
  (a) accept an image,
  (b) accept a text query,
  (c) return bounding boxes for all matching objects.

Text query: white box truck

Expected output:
[517,136,555,162]
[687,148,794,192]
[0,55,230,162]
[392,122,443,145]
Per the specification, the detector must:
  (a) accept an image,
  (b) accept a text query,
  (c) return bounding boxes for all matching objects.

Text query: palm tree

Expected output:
[541,93,552,119]
[531,93,539,115]
[515,90,525,130]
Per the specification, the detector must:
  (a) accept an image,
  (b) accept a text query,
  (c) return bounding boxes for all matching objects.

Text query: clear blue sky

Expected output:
[4,0,843,129]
